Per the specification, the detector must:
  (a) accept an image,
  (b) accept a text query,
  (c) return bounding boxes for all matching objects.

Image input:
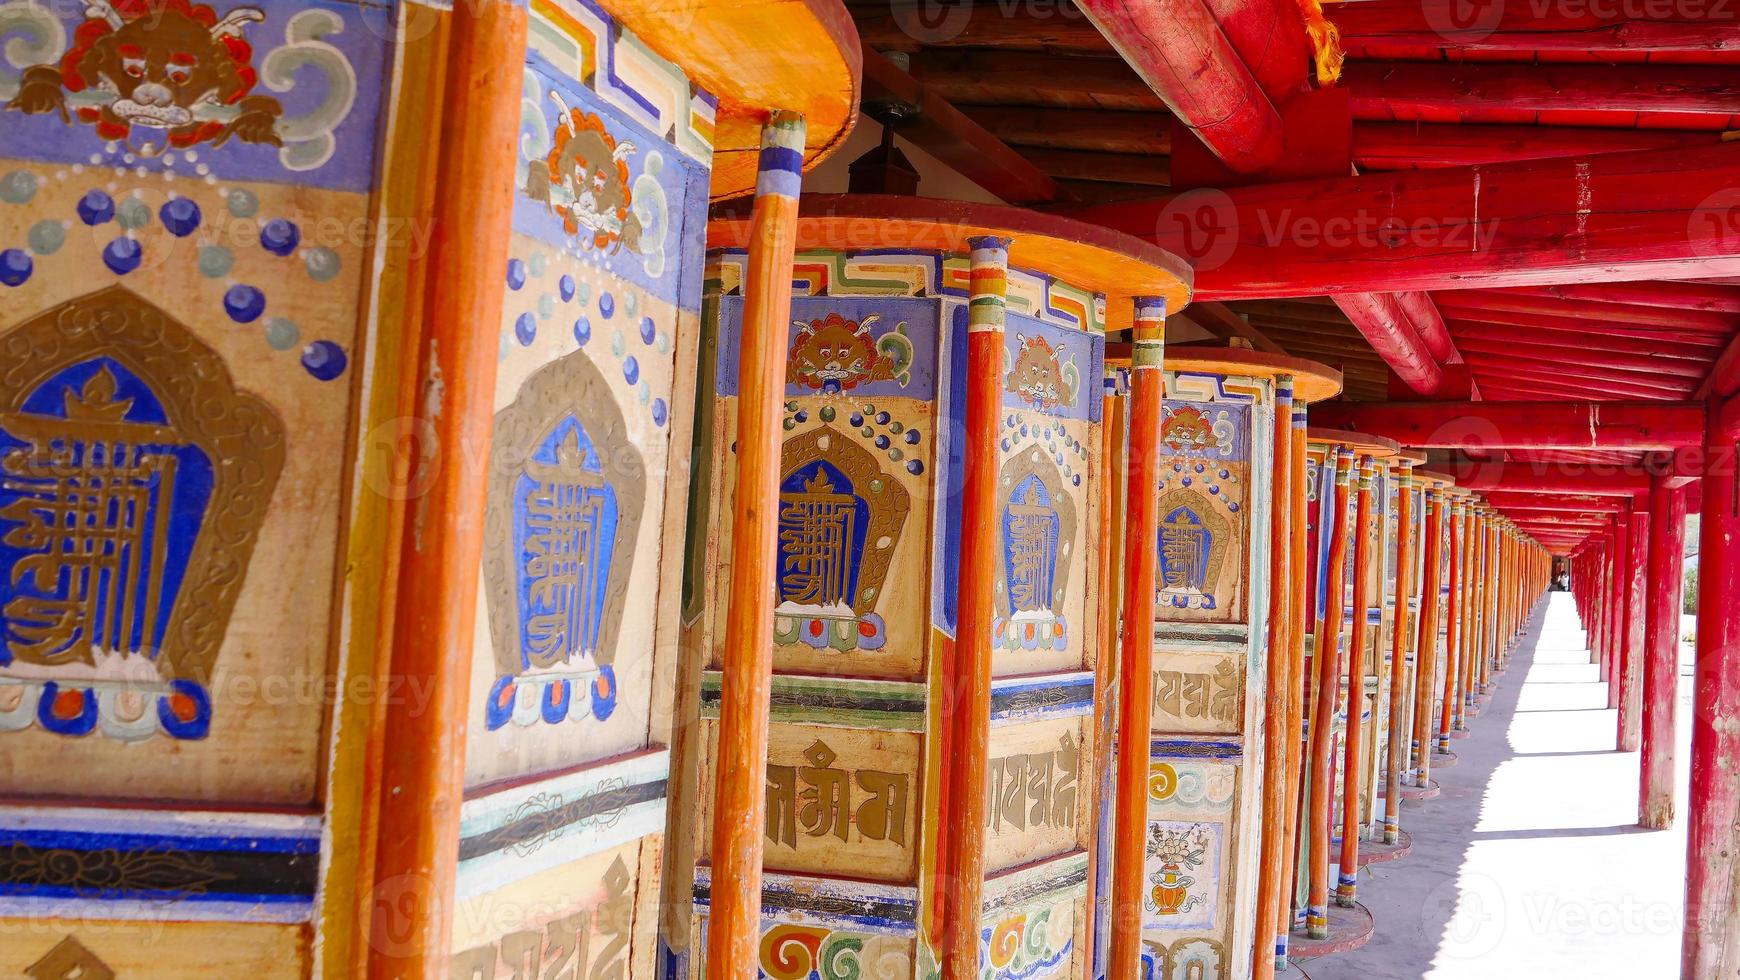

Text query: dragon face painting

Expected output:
[5,0,283,153]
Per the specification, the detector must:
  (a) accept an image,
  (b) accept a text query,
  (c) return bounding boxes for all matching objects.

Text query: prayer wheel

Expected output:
[0,0,858,976]
[1406,468,1460,798]
[667,196,1191,978]
[1133,348,1340,979]
[1290,429,1397,953]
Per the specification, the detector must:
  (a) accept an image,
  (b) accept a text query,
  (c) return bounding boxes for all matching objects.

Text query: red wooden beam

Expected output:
[1344,63,1740,120]
[1448,467,1652,496]
[1500,282,1740,316]
[859,47,1060,205]
[1458,354,1703,395]
[1073,144,1740,298]
[1441,306,1735,341]
[1477,379,1670,402]
[1447,322,1721,364]
[1076,0,1284,173]
[1311,401,1704,450]
[1481,491,1628,512]
[1452,338,1710,380]
[1461,362,1696,401]
[1354,123,1723,171]
[1439,291,1740,332]
[1333,292,1446,394]
[1202,0,1310,102]
[1331,0,1740,53]
[1695,327,1740,400]
[1489,501,1621,518]
[1395,290,1459,363]
[1511,514,1615,526]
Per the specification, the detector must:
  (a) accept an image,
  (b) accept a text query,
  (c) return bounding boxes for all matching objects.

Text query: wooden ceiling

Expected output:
[844,0,1740,549]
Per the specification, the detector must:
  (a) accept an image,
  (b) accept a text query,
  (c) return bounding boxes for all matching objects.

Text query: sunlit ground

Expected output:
[1301,593,1690,980]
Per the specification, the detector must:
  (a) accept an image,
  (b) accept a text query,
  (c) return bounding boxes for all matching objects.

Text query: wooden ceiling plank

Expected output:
[1076,144,1740,298]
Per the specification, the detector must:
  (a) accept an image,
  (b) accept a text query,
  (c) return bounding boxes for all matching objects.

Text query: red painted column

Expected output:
[1306,449,1354,938]
[1685,393,1740,978]
[1595,540,1611,669]
[1253,377,1294,980]
[1275,406,1310,970]
[1383,463,1417,841]
[1411,488,1445,786]
[1109,298,1167,980]
[1642,475,1688,828]
[366,4,527,973]
[708,111,810,978]
[1608,512,1631,710]
[941,237,1014,980]
[1620,503,1651,751]
[1438,499,1465,753]
[1337,458,1377,905]
[1684,393,1740,980]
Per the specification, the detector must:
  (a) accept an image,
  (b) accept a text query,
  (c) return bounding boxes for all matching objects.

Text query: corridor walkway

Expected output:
[1300,592,1694,979]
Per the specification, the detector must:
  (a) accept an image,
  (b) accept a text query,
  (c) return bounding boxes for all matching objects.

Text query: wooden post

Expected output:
[1086,368,1128,970]
[1276,404,1311,969]
[1306,449,1353,938]
[1641,475,1688,828]
[366,3,526,974]
[1253,377,1295,980]
[1684,393,1740,979]
[941,236,1013,980]
[1383,463,1417,841]
[1438,499,1465,752]
[1482,519,1498,692]
[1458,508,1480,726]
[1412,487,1445,784]
[1337,458,1377,905]
[1608,510,1631,710]
[1620,503,1651,750]
[707,110,808,979]
[1109,297,1167,980]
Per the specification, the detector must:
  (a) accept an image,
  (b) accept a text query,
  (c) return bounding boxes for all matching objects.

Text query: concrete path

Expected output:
[1297,592,1693,980]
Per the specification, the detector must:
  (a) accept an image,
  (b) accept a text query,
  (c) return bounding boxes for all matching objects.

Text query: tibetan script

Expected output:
[765,739,910,849]
[985,732,1080,834]
[777,471,856,610]
[1,369,186,666]
[519,427,612,668]
[1005,477,1060,614]
[1153,663,1240,725]
[450,856,631,979]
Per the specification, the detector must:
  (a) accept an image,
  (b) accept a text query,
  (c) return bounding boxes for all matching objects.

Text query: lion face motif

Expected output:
[1162,407,1216,452]
[1006,333,1068,409]
[5,0,283,151]
[787,313,896,393]
[532,106,641,253]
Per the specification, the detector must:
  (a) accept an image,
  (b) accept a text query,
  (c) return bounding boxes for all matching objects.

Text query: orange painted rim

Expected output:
[709,194,1195,319]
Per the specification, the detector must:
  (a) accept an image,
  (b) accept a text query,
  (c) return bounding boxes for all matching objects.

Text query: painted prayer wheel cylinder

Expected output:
[673,197,1191,978]
[1409,468,1460,785]
[1366,448,1428,832]
[1137,349,1340,977]
[0,0,857,975]
[444,3,858,979]
[1295,429,1398,929]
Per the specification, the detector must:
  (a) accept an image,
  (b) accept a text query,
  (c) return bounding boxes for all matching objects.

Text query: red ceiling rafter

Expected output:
[1073,144,1740,298]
